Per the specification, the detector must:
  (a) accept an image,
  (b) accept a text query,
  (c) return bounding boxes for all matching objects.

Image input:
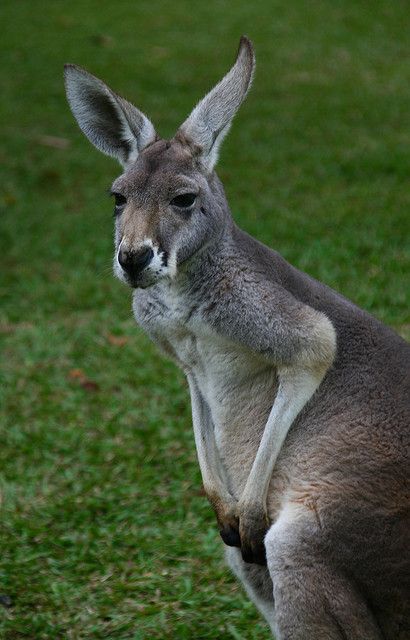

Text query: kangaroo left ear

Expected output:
[64,64,157,168]
[177,36,255,172]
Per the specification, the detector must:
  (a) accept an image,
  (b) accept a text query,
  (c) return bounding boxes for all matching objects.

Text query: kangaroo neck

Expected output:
[176,219,236,284]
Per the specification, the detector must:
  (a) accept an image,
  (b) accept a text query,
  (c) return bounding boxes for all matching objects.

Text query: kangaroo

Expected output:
[64,37,409,639]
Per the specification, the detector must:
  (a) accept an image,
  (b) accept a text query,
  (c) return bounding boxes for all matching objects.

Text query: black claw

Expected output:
[241,545,254,564]
[220,525,241,547]
[241,543,267,566]
[253,548,267,566]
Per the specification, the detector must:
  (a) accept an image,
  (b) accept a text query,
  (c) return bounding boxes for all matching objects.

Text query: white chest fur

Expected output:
[133,284,277,491]
[133,283,270,382]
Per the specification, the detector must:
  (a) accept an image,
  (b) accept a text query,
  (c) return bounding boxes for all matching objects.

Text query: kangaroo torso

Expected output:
[133,226,409,511]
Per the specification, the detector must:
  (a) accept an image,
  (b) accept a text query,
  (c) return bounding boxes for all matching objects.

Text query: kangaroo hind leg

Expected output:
[265,507,383,640]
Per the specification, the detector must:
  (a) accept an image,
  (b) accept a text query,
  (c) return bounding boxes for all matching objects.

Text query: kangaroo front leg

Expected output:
[237,366,327,565]
[205,283,337,564]
[187,376,240,547]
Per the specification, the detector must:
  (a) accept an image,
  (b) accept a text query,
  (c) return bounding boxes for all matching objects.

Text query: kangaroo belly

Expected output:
[190,335,279,498]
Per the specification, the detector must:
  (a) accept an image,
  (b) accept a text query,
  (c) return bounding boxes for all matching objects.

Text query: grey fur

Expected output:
[64,64,156,167]
[65,37,410,639]
[179,36,255,171]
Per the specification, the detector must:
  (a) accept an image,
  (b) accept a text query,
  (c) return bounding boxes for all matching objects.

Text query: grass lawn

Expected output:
[1,1,409,638]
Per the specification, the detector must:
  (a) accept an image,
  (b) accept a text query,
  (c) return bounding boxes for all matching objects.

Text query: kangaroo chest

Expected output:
[134,284,273,377]
[134,284,263,382]
[133,286,277,490]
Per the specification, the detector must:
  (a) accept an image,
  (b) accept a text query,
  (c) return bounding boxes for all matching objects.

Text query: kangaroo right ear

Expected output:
[177,36,255,172]
[64,65,156,168]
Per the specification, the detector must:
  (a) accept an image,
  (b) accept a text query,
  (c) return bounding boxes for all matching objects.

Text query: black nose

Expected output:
[118,246,154,275]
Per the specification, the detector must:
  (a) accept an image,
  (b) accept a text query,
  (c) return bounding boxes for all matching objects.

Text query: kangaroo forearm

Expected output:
[187,375,234,505]
[239,366,327,510]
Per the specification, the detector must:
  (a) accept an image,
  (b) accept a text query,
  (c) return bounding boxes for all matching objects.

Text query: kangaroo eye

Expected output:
[111,192,127,210]
[171,193,197,208]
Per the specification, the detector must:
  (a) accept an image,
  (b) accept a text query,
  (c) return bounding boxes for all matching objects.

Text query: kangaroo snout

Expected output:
[118,245,154,277]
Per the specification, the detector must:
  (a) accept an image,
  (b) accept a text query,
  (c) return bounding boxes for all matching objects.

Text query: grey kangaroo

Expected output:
[65,37,409,639]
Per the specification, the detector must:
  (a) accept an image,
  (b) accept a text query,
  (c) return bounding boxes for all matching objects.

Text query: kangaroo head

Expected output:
[64,37,255,288]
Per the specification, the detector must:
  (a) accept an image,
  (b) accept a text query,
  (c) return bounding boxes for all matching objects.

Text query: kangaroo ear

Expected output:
[64,65,156,168]
[177,36,255,172]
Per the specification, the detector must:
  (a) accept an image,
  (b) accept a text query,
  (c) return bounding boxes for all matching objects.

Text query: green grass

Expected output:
[1,1,409,638]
